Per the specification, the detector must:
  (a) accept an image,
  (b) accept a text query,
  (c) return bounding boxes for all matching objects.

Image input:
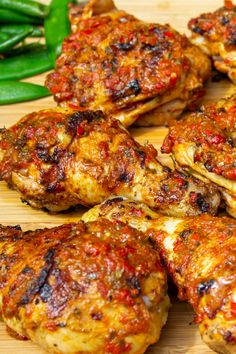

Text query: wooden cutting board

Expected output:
[0,0,235,353]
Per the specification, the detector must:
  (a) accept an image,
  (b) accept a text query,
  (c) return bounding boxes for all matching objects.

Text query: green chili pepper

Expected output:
[0,32,10,43]
[0,49,53,80]
[0,81,51,105]
[5,42,45,57]
[45,0,71,65]
[0,24,43,38]
[0,8,42,24]
[0,0,49,19]
[0,27,33,54]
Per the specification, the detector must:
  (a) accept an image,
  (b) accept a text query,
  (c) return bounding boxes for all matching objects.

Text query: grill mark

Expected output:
[102,197,125,208]
[18,248,55,306]
[67,110,104,134]
[197,279,215,295]
[118,173,132,183]
[196,194,210,213]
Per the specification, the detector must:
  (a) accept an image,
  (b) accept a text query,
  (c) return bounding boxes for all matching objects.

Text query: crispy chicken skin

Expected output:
[83,198,236,354]
[45,0,211,127]
[162,94,236,217]
[0,219,169,354]
[188,0,236,83]
[0,109,220,215]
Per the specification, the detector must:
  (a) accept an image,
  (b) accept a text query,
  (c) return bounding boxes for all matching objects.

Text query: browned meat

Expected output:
[45,0,211,127]
[83,197,236,354]
[0,219,169,354]
[188,0,236,83]
[0,108,220,216]
[162,94,236,218]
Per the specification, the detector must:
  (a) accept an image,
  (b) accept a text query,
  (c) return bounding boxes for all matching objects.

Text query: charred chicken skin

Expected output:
[0,219,169,354]
[188,0,236,83]
[162,94,236,217]
[83,197,236,354]
[45,0,211,127]
[0,109,220,216]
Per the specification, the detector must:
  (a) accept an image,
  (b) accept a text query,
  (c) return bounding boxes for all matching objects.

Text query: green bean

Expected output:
[45,0,71,65]
[0,81,51,105]
[31,26,44,37]
[0,8,42,24]
[0,24,43,38]
[0,49,53,80]
[0,0,49,19]
[4,42,45,57]
[0,27,33,54]
[0,32,10,43]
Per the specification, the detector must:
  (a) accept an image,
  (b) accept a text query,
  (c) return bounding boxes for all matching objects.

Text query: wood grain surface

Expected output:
[0,0,235,353]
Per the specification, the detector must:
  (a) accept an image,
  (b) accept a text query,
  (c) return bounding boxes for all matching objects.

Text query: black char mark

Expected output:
[196,194,210,213]
[112,79,141,100]
[118,173,132,183]
[36,145,64,164]
[117,42,135,51]
[192,26,205,35]
[128,79,141,95]
[127,276,141,296]
[18,249,55,306]
[40,283,53,302]
[102,197,125,208]
[229,34,236,46]
[136,150,146,169]
[220,16,230,25]
[197,279,215,296]
[179,229,192,240]
[67,110,104,134]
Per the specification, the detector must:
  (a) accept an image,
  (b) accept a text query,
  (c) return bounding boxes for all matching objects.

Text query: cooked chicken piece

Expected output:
[162,94,236,217]
[0,219,169,354]
[45,0,211,127]
[188,0,236,83]
[0,109,220,216]
[83,197,236,354]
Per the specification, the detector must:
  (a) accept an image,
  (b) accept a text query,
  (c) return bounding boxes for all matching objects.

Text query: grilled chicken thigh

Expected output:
[188,0,236,83]
[0,109,220,216]
[0,219,169,354]
[162,94,236,217]
[45,0,211,127]
[83,197,236,354]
